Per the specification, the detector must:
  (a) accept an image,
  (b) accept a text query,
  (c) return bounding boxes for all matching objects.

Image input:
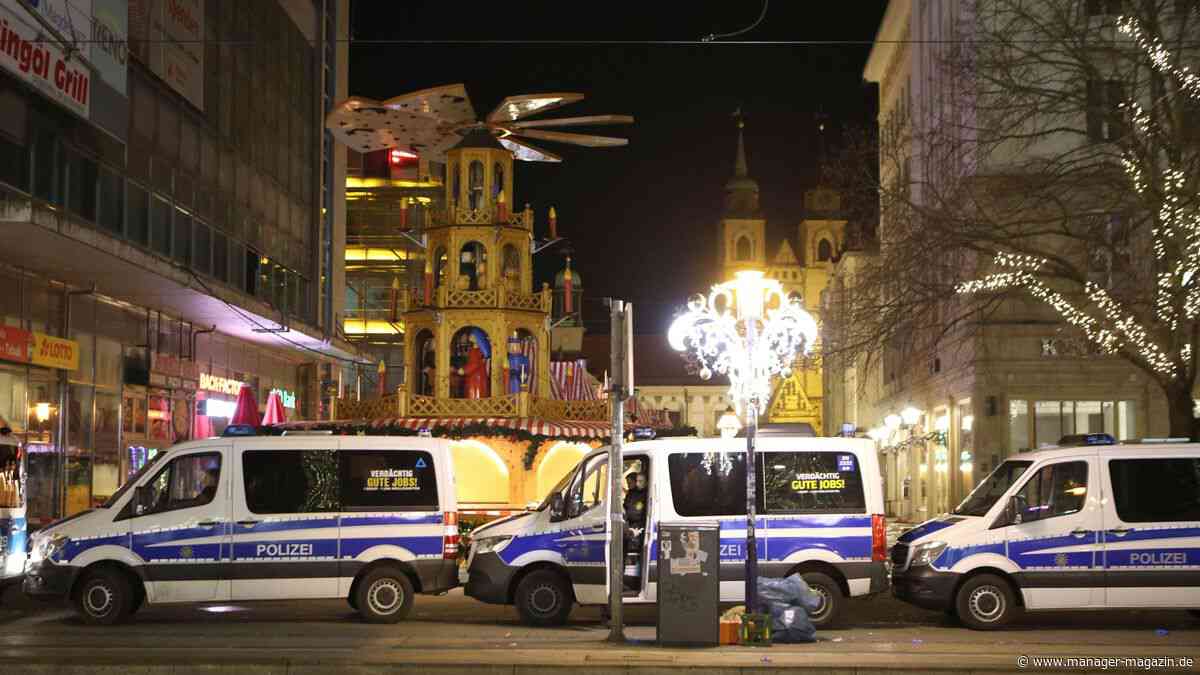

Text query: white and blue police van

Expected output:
[464,436,888,627]
[891,435,1200,629]
[24,432,459,624]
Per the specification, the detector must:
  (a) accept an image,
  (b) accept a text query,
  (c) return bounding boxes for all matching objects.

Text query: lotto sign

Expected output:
[31,332,79,370]
[0,1,91,118]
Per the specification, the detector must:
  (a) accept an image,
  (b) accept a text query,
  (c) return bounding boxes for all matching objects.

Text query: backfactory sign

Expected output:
[199,373,242,396]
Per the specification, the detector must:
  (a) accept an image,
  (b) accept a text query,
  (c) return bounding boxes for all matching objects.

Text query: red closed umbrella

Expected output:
[262,390,286,426]
[230,383,260,427]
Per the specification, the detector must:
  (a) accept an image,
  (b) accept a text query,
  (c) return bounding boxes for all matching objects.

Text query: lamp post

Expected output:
[668,270,818,615]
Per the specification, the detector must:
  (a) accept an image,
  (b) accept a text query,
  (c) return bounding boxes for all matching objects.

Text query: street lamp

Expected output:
[668,270,818,616]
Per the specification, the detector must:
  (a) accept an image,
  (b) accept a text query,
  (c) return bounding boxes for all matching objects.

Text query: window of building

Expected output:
[817,238,833,262]
[1009,399,1031,452]
[339,450,440,511]
[1109,458,1200,522]
[1013,461,1088,523]
[762,451,866,513]
[1086,0,1124,16]
[735,236,752,261]
[1086,79,1127,142]
[150,196,171,257]
[97,167,124,235]
[213,231,228,282]
[173,210,192,266]
[139,452,222,516]
[243,449,338,514]
[194,221,212,276]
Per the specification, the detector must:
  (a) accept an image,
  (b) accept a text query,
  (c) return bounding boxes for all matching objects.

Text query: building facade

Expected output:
[835,0,1176,522]
[0,0,354,526]
[717,117,841,431]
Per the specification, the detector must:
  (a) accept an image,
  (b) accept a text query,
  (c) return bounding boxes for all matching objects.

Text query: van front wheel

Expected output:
[956,573,1017,630]
[355,567,414,623]
[74,568,134,625]
[515,569,573,626]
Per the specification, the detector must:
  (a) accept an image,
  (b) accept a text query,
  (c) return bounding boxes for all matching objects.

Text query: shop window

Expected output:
[0,439,21,508]
[339,450,439,511]
[148,395,171,443]
[243,449,338,513]
[1109,458,1200,523]
[763,451,865,513]
[138,452,221,516]
[0,368,27,433]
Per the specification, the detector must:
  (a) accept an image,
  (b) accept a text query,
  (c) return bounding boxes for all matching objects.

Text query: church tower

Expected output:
[719,113,766,280]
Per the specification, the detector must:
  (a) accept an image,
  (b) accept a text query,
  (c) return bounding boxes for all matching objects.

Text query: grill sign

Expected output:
[0,4,90,118]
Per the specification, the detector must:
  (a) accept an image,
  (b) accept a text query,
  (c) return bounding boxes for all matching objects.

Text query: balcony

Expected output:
[403,285,552,313]
[333,387,610,423]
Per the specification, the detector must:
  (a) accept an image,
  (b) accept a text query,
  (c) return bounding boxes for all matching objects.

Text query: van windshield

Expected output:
[100,453,164,509]
[536,459,586,510]
[953,460,1033,517]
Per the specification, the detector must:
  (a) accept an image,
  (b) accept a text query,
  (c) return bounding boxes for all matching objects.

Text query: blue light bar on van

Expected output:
[222,424,259,437]
[1056,433,1116,447]
[632,427,656,440]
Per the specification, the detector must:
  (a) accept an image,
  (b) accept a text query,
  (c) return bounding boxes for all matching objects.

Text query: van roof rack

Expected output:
[1056,433,1116,447]
[1138,437,1193,444]
[281,430,334,436]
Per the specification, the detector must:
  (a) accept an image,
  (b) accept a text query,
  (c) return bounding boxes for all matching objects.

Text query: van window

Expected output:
[668,452,760,517]
[243,450,339,514]
[141,452,221,516]
[564,454,608,519]
[1109,458,1200,522]
[1014,461,1088,523]
[340,450,439,511]
[954,460,1031,517]
[762,452,866,513]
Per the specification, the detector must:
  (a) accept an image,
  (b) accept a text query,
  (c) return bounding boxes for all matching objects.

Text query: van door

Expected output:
[557,453,609,604]
[1102,454,1200,608]
[1001,456,1103,610]
[128,446,229,604]
[230,440,341,600]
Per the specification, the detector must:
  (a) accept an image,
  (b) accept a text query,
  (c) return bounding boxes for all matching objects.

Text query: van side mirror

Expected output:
[1008,494,1026,526]
[134,485,152,515]
[549,493,565,521]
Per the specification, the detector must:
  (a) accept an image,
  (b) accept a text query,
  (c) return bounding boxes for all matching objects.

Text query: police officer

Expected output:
[623,472,647,531]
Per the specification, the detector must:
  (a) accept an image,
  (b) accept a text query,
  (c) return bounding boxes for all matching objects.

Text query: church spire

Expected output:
[724,107,760,217]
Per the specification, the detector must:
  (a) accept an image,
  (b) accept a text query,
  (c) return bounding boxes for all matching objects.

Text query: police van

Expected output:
[891,437,1200,629]
[464,436,888,627]
[24,434,459,624]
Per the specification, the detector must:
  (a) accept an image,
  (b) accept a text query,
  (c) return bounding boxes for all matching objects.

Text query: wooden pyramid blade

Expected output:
[507,114,634,129]
[325,92,463,155]
[381,83,475,125]
[514,129,629,148]
[486,93,585,123]
[499,136,563,162]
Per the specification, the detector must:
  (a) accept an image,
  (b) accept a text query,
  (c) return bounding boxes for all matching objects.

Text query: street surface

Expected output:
[1,584,1198,673]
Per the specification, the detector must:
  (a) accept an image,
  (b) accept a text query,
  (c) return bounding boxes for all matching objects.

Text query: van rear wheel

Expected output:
[956,573,1017,630]
[355,567,414,623]
[515,569,573,626]
[801,572,844,629]
[74,568,134,625]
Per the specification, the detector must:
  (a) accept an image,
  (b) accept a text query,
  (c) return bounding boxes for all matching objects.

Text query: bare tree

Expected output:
[826,0,1200,437]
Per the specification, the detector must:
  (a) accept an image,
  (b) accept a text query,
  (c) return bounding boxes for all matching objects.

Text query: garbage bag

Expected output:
[757,573,823,613]
[770,602,817,643]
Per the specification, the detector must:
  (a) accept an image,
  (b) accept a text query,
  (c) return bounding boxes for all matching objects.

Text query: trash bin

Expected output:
[656,521,720,646]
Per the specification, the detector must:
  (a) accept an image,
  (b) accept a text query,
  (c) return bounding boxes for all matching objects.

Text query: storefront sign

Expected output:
[0,0,91,118]
[272,388,297,409]
[0,326,31,363]
[200,373,242,396]
[129,0,201,110]
[31,332,80,370]
[90,0,129,95]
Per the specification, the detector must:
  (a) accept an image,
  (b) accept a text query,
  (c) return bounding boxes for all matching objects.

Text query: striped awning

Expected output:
[366,416,612,439]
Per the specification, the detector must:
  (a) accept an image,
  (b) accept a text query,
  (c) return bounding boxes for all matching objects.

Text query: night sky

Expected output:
[349,1,887,333]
